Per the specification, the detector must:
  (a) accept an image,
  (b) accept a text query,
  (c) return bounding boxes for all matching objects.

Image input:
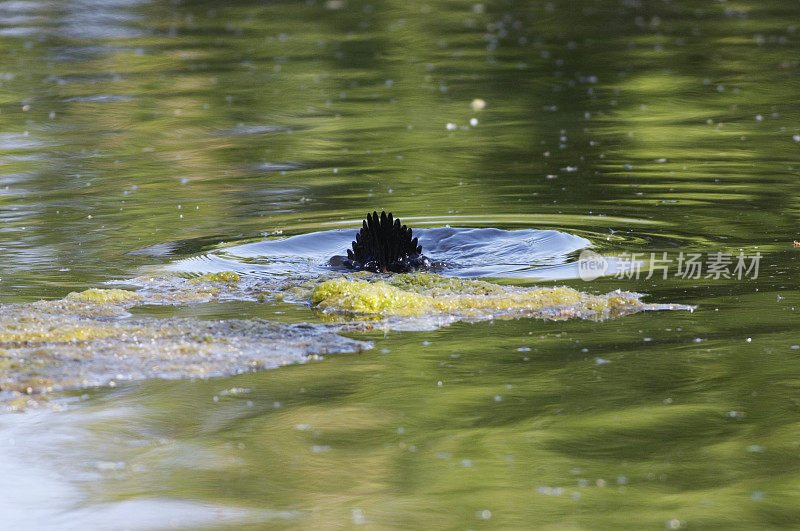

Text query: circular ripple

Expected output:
[166,227,592,280]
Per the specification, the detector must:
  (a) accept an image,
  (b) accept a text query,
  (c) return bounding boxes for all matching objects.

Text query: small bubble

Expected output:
[352,508,366,525]
[470,98,486,111]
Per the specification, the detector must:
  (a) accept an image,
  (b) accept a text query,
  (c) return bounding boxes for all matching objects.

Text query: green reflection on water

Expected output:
[0,0,799,527]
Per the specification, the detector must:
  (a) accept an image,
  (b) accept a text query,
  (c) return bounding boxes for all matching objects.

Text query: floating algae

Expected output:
[65,288,142,303]
[123,270,692,325]
[122,273,283,305]
[0,269,692,407]
[309,273,692,322]
[188,271,242,284]
[0,293,371,408]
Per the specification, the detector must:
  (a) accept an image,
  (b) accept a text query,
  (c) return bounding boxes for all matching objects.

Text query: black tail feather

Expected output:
[345,211,426,272]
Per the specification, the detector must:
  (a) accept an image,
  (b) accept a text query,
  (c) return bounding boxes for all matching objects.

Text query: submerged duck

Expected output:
[331,211,431,273]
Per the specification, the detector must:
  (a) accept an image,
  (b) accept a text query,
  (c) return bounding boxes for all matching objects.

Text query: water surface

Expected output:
[0,0,799,528]
[165,225,592,279]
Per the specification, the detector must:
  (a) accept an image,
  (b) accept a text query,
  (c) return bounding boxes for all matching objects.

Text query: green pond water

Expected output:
[1,0,799,528]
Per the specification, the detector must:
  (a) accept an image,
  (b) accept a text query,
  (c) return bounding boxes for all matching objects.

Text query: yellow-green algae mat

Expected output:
[0,280,372,409]
[308,273,692,330]
[0,272,691,408]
